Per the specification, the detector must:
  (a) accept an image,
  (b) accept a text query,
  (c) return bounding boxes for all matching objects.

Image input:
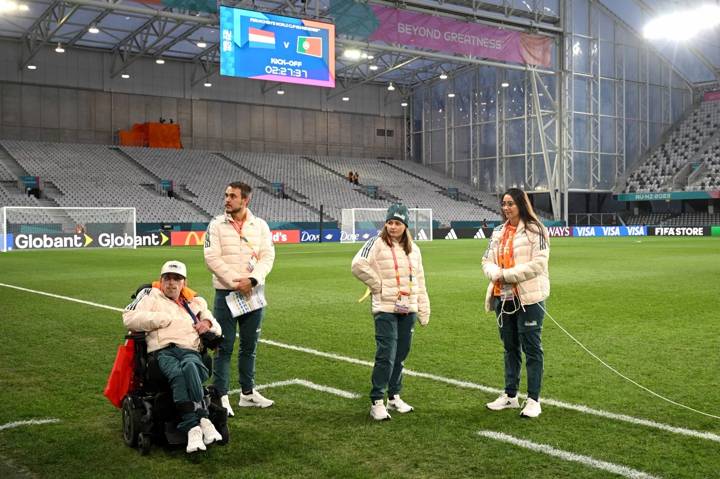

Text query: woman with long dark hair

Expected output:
[352,204,430,421]
[482,188,550,418]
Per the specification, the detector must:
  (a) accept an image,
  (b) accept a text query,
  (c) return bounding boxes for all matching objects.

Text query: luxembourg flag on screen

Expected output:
[248,27,275,49]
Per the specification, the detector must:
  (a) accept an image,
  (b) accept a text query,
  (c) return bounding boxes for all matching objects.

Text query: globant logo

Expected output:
[300,229,340,243]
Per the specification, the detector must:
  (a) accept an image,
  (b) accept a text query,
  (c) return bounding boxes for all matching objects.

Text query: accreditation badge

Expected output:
[394,292,410,314]
[247,254,257,273]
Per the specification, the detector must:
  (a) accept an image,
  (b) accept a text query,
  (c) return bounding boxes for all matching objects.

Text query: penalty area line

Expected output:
[477,430,661,479]
[0,419,61,431]
[2,282,718,444]
[229,379,360,399]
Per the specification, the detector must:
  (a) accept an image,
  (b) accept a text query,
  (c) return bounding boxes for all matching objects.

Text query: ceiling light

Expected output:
[203,82,212,87]
[55,43,64,53]
[88,24,99,34]
[26,64,36,70]
[501,82,510,88]
[342,97,350,102]
[367,55,374,60]
[387,82,395,91]
[121,73,130,79]
[644,4,720,41]
[343,48,362,60]
[196,38,207,48]
[277,89,285,95]
[447,93,455,98]
[18,3,28,11]
[401,102,408,107]
[439,73,448,80]
[155,58,165,64]
[369,65,378,71]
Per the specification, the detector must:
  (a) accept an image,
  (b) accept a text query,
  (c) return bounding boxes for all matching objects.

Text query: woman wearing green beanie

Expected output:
[351,204,431,421]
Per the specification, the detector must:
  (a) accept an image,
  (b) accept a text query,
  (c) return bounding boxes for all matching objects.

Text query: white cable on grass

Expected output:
[510,272,720,420]
[537,301,720,420]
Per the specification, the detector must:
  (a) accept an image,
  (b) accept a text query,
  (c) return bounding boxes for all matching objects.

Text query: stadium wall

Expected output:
[0,39,403,157]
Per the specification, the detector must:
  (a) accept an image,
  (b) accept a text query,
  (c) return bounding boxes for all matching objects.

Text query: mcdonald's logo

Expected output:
[170,231,207,246]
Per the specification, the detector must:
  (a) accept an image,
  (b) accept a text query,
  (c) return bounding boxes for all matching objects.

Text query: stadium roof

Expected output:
[0,0,718,90]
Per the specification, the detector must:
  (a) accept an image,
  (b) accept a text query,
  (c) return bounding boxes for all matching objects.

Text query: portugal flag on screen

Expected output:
[296,36,322,58]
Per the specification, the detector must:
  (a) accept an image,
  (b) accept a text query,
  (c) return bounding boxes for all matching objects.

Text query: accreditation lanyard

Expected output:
[229,217,258,259]
[390,244,413,295]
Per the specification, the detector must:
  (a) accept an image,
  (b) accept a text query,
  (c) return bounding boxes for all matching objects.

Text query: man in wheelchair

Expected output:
[123,260,225,453]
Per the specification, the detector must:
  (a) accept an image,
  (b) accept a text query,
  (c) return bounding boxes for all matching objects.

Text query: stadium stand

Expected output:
[312,155,502,223]
[661,212,720,226]
[625,100,720,193]
[1,141,208,224]
[685,134,720,191]
[119,147,316,222]
[622,213,673,225]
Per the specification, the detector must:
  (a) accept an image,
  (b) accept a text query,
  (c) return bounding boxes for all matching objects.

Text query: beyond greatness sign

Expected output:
[368,6,552,67]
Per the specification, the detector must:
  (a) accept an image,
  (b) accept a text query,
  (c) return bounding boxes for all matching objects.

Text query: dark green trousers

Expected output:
[212,289,265,395]
[157,346,209,433]
[494,298,545,401]
[370,312,416,402]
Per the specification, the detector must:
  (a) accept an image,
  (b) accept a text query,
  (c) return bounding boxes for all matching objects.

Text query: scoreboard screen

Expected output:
[219,6,335,88]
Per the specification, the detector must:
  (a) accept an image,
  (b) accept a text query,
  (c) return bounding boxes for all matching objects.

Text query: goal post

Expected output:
[341,208,433,243]
[1,206,137,252]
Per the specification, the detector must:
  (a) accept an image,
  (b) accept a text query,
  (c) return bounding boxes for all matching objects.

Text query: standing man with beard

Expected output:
[204,182,276,417]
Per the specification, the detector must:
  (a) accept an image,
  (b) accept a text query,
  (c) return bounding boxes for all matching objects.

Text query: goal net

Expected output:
[1,207,136,252]
[341,208,433,243]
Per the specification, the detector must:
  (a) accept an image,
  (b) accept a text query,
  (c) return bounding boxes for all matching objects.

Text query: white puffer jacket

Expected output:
[123,288,222,353]
[482,220,550,312]
[351,235,430,324]
[204,210,275,290]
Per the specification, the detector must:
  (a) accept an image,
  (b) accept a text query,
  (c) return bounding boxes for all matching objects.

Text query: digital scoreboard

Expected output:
[219,6,335,88]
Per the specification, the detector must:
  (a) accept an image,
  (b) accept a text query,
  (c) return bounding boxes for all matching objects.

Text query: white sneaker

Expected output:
[238,389,274,408]
[370,399,391,421]
[387,395,414,413]
[199,418,222,445]
[520,398,542,418]
[486,393,520,411]
[186,425,206,453]
[220,394,235,417]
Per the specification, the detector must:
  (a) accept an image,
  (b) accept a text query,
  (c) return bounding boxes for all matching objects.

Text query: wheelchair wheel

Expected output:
[138,433,152,455]
[218,423,229,446]
[122,397,141,448]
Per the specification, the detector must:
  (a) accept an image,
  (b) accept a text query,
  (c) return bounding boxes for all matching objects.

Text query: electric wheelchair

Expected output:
[120,287,229,455]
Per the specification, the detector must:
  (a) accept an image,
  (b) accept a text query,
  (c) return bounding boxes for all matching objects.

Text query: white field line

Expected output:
[477,431,661,479]
[0,419,61,431]
[229,379,360,399]
[2,283,719,443]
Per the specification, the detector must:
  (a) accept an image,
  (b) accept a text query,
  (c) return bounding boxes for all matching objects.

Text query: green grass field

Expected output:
[1,237,719,478]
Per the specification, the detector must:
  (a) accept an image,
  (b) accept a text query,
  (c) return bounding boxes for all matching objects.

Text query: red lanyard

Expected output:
[390,244,413,293]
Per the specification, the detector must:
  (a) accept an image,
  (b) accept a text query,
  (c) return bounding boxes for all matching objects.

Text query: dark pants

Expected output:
[494,298,545,401]
[157,346,209,433]
[370,312,416,402]
[212,289,265,395]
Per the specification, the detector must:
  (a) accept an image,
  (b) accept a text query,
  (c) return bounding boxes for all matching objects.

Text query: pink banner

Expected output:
[703,90,720,102]
[368,6,552,68]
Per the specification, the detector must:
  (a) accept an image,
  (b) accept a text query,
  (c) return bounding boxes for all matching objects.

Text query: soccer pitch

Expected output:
[0,237,718,478]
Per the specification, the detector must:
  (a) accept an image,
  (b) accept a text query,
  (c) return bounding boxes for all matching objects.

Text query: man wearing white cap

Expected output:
[123,260,223,454]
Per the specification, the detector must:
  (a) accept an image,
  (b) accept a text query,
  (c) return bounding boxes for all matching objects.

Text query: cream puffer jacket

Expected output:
[482,220,550,312]
[204,210,275,290]
[351,235,430,325]
[123,288,222,353]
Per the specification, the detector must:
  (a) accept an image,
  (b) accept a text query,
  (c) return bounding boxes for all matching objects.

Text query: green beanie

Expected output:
[385,204,409,227]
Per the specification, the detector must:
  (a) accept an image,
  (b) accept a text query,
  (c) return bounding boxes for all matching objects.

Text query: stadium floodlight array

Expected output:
[341,208,433,243]
[1,207,136,252]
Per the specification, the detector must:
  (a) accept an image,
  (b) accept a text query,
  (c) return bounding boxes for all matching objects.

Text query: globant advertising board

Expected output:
[5,232,170,250]
[219,6,335,87]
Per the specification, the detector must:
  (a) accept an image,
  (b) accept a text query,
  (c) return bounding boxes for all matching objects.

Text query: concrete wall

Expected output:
[0,39,404,158]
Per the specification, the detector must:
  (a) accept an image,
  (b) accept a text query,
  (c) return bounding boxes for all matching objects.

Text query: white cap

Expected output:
[160,260,187,278]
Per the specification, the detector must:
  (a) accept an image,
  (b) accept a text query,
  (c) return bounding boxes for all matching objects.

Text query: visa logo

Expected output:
[626,226,645,236]
[574,227,595,237]
[602,226,621,236]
